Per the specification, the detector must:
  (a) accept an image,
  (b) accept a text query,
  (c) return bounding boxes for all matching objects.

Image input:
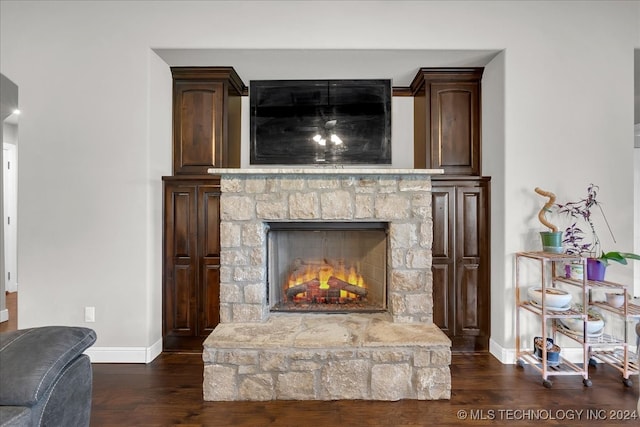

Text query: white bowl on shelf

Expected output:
[560,317,605,335]
[527,287,572,309]
[605,293,625,308]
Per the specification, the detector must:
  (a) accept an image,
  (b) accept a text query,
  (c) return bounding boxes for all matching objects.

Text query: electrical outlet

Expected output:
[84,307,95,323]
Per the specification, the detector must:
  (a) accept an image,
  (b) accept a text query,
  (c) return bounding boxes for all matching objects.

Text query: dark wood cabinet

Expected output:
[412,68,490,351]
[411,68,483,175]
[431,177,490,352]
[172,67,245,174]
[163,176,221,351]
[164,66,244,350]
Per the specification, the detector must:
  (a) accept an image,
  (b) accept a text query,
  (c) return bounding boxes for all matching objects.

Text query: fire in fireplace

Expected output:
[285,258,368,304]
[267,222,388,313]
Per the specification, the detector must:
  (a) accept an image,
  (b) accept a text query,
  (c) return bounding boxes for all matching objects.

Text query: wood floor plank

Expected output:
[0,292,17,333]
[91,353,640,426]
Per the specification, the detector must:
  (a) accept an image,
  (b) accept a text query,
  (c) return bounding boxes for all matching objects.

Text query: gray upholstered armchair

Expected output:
[0,326,96,427]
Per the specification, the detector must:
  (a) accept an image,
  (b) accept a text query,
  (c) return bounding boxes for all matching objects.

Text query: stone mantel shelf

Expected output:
[208,167,444,176]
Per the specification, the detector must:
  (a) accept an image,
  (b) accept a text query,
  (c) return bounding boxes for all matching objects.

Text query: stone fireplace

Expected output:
[203,168,451,401]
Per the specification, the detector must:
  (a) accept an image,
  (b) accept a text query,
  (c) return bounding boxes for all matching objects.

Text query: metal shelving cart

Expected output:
[515,251,591,388]
[568,278,640,387]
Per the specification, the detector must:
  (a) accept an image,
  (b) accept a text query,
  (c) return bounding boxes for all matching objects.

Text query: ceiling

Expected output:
[155,48,640,124]
[153,48,501,87]
[7,49,639,127]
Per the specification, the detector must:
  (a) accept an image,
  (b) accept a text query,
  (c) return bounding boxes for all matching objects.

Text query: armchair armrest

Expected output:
[0,326,96,406]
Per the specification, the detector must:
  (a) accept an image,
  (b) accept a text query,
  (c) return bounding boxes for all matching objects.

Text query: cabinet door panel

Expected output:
[432,264,452,332]
[435,89,472,166]
[200,261,221,334]
[171,192,193,257]
[181,89,216,166]
[174,82,223,174]
[431,187,454,259]
[459,188,481,258]
[198,184,221,337]
[431,184,456,332]
[170,265,195,332]
[164,183,198,339]
[199,186,221,258]
[455,183,489,349]
[458,263,480,333]
[429,82,480,175]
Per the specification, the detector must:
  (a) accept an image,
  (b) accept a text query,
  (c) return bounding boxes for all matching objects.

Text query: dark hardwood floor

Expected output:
[91,352,639,426]
[2,293,638,425]
[0,291,17,333]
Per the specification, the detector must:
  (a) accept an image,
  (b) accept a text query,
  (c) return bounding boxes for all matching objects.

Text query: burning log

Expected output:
[284,276,367,300]
[328,276,368,296]
[285,279,320,299]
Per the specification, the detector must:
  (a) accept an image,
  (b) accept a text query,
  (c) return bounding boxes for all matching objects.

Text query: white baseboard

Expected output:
[0,308,8,323]
[489,338,513,363]
[85,338,163,364]
[489,338,593,365]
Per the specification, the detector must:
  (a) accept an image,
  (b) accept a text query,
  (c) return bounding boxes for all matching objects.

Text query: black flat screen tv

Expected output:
[250,79,391,165]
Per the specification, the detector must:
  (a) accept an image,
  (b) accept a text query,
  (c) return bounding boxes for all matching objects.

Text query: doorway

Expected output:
[3,142,17,293]
[1,72,19,330]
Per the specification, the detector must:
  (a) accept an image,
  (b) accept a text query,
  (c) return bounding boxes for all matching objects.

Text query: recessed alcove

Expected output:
[157,50,505,355]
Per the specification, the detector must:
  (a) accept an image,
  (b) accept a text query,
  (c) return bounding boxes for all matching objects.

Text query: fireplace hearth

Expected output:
[203,168,451,401]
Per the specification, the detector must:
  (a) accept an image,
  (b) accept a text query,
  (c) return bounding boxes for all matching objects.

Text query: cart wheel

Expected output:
[583,378,592,387]
[516,359,525,368]
[623,378,633,387]
[588,358,598,367]
[543,379,553,388]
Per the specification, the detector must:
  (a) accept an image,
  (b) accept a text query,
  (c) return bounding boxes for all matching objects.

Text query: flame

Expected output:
[318,266,332,290]
[286,260,367,300]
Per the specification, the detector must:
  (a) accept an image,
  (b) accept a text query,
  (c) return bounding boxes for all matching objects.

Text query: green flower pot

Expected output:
[540,231,563,254]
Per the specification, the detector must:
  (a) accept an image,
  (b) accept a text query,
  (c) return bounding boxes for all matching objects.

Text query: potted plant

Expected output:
[557,184,640,281]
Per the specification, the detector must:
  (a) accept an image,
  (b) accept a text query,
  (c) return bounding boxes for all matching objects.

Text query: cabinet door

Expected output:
[431,179,490,352]
[431,185,455,335]
[430,82,480,175]
[173,81,224,174]
[454,183,489,351]
[198,185,221,335]
[163,183,198,345]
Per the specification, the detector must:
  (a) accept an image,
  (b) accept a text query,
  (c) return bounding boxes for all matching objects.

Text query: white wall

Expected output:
[0,1,638,362]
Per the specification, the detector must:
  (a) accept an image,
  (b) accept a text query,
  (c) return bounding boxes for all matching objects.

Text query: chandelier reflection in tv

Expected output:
[250,79,392,165]
[312,119,347,163]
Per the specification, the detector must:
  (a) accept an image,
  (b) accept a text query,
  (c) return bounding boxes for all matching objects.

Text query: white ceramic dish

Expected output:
[527,287,572,308]
[529,300,571,312]
[560,317,605,335]
[557,322,604,338]
[605,293,625,308]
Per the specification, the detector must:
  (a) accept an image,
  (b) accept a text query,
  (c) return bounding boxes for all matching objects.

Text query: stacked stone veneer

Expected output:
[203,314,451,401]
[218,172,434,323]
[204,170,451,401]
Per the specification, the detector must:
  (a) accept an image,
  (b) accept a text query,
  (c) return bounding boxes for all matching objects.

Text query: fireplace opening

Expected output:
[267,222,388,313]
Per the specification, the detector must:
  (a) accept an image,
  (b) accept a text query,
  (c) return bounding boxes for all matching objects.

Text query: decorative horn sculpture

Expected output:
[534,187,558,232]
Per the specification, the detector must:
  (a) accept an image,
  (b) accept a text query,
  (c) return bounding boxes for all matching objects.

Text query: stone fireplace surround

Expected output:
[202,168,451,401]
